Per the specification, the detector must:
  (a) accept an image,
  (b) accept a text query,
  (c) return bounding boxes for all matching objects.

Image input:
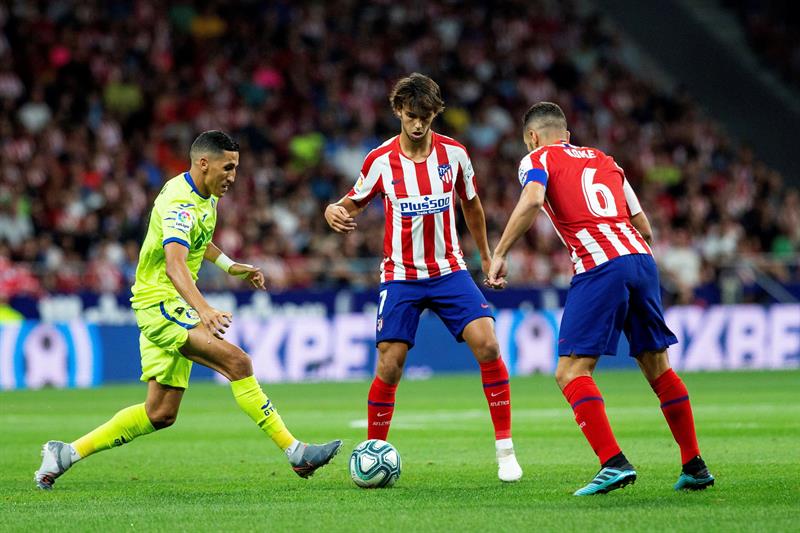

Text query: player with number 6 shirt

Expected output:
[487,102,714,495]
[325,73,522,482]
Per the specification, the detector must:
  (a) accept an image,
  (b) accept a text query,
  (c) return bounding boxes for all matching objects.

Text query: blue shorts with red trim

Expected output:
[558,254,677,358]
[376,270,493,348]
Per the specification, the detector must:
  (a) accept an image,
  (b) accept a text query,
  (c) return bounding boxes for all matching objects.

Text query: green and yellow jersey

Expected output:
[131,172,218,310]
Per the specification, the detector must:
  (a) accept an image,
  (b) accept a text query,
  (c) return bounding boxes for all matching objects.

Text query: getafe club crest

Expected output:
[437,163,453,184]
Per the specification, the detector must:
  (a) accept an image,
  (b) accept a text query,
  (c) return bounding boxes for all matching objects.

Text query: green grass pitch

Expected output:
[2,370,799,532]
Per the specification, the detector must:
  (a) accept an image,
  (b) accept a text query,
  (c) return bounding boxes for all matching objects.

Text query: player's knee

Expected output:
[376,346,405,384]
[222,346,253,381]
[555,364,584,390]
[554,366,569,389]
[376,358,403,384]
[636,349,671,381]
[148,409,178,430]
[472,338,500,362]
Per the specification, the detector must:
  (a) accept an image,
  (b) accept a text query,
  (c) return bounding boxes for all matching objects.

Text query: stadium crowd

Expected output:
[723,0,800,89]
[1,0,798,306]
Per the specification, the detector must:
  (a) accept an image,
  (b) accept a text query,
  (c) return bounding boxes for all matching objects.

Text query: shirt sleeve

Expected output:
[518,151,549,189]
[346,155,384,207]
[161,201,197,249]
[609,155,642,217]
[622,178,642,217]
[455,153,478,200]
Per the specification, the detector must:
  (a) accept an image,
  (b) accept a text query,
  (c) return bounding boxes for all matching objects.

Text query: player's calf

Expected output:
[367,376,397,441]
[477,357,522,482]
[36,402,157,490]
[561,375,622,466]
[649,368,702,463]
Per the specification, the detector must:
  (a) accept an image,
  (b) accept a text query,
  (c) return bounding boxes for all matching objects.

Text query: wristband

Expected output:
[214,253,235,273]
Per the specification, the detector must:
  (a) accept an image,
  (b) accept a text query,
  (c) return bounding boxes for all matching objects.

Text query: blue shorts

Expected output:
[559,254,678,358]
[376,270,494,348]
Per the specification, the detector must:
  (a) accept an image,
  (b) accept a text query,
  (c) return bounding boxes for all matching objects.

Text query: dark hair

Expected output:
[522,102,567,131]
[389,73,445,116]
[189,130,239,160]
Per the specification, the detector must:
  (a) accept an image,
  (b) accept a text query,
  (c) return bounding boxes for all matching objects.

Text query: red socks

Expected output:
[562,370,701,467]
[479,358,512,440]
[562,376,621,465]
[368,359,513,442]
[651,369,701,464]
[367,376,397,440]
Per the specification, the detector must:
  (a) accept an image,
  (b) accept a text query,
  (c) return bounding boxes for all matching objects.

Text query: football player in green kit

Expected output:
[36,131,341,490]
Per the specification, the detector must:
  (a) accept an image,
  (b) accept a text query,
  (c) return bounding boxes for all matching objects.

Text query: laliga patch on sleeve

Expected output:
[353,175,365,192]
[464,160,474,179]
[169,209,194,233]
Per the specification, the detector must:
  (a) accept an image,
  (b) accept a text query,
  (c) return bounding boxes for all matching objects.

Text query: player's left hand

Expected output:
[229,263,266,290]
[485,256,508,290]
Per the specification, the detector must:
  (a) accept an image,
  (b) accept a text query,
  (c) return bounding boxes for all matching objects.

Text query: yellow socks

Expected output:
[231,375,296,451]
[69,378,295,461]
[71,403,155,459]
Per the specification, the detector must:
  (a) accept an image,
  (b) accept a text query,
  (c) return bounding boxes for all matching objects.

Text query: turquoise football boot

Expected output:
[674,457,715,490]
[573,466,637,496]
[675,456,714,490]
[674,470,715,490]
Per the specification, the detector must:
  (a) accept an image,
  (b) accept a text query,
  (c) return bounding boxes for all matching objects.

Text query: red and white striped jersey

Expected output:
[347,132,477,282]
[518,141,651,275]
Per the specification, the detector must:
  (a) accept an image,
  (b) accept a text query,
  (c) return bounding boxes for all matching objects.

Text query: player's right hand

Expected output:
[199,307,233,342]
[325,204,357,234]
[485,256,508,290]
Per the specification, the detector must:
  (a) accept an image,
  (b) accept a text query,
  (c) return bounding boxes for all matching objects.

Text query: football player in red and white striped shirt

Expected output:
[325,73,522,482]
[488,102,713,495]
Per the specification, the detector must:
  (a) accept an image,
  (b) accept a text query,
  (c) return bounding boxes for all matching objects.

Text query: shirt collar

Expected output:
[184,172,210,199]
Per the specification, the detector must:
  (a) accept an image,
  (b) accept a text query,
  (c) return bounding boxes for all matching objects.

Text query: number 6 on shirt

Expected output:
[581,168,618,217]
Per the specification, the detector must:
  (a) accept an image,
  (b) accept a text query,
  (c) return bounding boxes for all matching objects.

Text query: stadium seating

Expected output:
[0,1,797,307]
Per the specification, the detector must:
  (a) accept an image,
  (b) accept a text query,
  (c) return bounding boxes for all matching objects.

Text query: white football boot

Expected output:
[34,440,75,490]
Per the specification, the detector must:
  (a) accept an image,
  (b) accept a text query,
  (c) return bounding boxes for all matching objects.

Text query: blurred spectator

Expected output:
[0,189,33,247]
[0,0,796,305]
[724,0,800,88]
[17,85,51,133]
[659,228,703,305]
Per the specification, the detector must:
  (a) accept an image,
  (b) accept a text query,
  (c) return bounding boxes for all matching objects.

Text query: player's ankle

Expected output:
[496,439,517,461]
[602,451,632,470]
[284,439,301,459]
[682,455,707,476]
[67,443,82,464]
[495,438,514,452]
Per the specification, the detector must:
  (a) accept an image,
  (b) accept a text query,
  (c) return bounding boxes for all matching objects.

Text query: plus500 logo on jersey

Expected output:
[399,193,451,216]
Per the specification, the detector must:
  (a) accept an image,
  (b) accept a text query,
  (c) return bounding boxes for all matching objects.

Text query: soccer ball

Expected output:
[349,439,402,488]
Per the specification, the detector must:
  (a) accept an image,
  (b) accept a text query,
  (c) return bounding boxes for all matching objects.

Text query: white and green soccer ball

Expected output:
[349,439,402,488]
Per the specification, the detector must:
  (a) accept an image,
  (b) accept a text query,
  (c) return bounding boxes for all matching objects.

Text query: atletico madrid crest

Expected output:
[437,163,453,184]
[376,317,384,332]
